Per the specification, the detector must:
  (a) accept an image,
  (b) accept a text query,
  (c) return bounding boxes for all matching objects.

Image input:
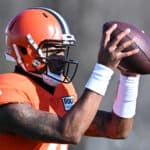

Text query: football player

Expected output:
[0,7,140,150]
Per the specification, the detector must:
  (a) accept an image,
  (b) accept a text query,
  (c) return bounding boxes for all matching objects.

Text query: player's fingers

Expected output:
[118,65,139,77]
[116,37,137,52]
[103,24,117,47]
[111,28,131,47]
[120,48,139,58]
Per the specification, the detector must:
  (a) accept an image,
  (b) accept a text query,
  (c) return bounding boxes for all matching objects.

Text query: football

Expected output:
[103,21,150,74]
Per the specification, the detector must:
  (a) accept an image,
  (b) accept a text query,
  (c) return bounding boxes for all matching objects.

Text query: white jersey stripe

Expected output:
[47,144,57,150]
[47,144,68,150]
[60,144,68,150]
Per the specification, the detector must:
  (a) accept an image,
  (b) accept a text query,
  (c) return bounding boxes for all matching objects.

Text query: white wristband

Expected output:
[85,63,114,96]
[113,74,140,118]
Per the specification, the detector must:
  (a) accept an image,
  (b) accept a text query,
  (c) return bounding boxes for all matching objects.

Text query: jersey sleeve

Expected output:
[0,87,31,105]
[0,73,33,106]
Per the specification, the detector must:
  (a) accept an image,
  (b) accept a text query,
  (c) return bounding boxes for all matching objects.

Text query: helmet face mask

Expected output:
[5,7,79,84]
[38,41,79,83]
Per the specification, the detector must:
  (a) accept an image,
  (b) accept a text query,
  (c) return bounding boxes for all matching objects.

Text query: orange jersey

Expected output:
[0,72,78,150]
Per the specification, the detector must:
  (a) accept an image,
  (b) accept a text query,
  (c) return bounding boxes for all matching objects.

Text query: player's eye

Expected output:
[42,47,66,56]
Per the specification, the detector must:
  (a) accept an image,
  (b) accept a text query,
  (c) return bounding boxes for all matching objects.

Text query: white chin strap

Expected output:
[42,72,62,87]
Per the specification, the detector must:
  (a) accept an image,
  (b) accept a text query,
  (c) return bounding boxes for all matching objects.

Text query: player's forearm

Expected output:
[111,113,134,139]
[61,64,113,143]
[85,74,140,139]
[61,89,102,143]
[84,111,133,139]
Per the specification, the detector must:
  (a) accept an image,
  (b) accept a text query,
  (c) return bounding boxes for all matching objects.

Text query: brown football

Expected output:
[103,21,150,74]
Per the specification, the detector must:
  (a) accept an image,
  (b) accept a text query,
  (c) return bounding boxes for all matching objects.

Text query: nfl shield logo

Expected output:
[62,96,75,111]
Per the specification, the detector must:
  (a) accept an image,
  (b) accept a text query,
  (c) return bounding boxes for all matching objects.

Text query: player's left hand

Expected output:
[118,65,139,77]
[97,24,139,70]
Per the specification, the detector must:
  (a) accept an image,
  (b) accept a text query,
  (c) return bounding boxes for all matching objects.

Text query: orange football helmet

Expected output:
[5,7,79,84]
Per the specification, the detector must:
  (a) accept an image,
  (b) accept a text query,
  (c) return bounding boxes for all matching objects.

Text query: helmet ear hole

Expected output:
[19,46,27,55]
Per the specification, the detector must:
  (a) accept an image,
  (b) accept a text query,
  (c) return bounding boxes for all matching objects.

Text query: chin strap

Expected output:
[25,70,62,87]
[42,72,62,87]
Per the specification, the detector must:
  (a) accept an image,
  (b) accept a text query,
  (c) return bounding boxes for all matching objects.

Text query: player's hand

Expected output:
[118,65,139,77]
[98,24,139,70]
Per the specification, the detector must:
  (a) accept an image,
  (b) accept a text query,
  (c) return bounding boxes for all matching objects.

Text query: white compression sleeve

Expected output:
[113,74,140,118]
[85,63,114,96]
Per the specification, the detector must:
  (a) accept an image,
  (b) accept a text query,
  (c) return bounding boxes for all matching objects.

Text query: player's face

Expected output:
[38,41,79,83]
[41,46,67,75]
